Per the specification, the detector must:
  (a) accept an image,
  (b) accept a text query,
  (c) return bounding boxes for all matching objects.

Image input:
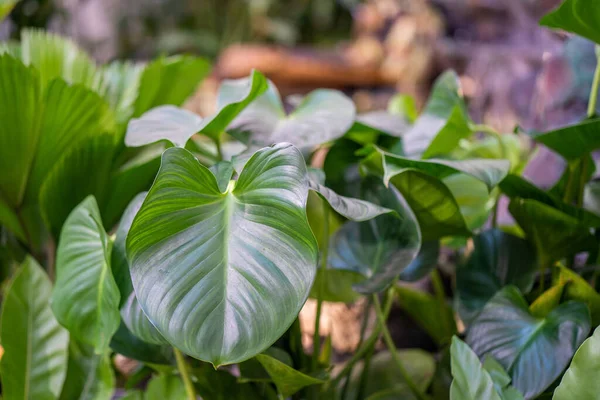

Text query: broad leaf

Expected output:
[145,375,186,400]
[554,326,600,399]
[255,353,325,398]
[450,337,501,400]
[121,292,168,345]
[110,322,172,365]
[133,54,211,117]
[52,196,120,353]
[554,264,600,326]
[540,0,600,45]
[59,341,115,400]
[443,174,494,230]
[528,119,600,161]
[127,144,318,365]
[398,241,440,282]
[466,286,591,399]
[227,79,355,148]
[327,181,421,293]
[509,198,597,264]
[402,71,472,158]
[0,256,69,400]
[126,105,202,147]
[361,145,510,191]
[101,60,143,124]
[395,284,456,346]
[456,229,537,325]
[500,174,600,227]
[349,110,409,141]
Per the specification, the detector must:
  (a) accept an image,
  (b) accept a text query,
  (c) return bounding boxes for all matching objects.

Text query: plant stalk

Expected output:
[312,202,330,373]
[174,348,197,400]
[588,45,600,118]
[214,135,224,162]
[430,269,451,342]
[372,294,429,400]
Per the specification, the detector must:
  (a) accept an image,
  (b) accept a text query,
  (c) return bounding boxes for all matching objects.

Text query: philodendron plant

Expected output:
[4,0,600,399]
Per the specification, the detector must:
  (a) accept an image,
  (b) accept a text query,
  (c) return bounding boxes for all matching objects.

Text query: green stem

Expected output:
[312,203,330,372]
[372,295,429,400]
[430,270,451,344]
[174,348,197,400]
[588,45,600,118]
[214,135,224,162]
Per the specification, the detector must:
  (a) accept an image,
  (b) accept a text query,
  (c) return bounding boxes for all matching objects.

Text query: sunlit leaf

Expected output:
[554,264,600,326]
[127,144,318,365]
[126,105,203,148]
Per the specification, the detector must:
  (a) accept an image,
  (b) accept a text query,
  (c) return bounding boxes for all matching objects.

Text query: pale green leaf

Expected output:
[450,337,501,400]
[125,105,202,148]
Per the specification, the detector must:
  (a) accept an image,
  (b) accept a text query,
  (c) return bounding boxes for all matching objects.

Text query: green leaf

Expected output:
[0,0,18,20]
[52,196,120,353]
[450,337,501,400]
[210,161,235,193]
[351,110,409,138]
[327,180,421,293]
[528,119,600,161]
[0,54,42,206]
[540,0,600,45]
[198,70,269,140]
[0,195,26,241]
[554,326,600,399]
[0,256,69,400]
[126,105,203,148]
[554,264,600,326]
[388,94,418,123]
[19,29,102,91]
[500,174,600,227]
[133,55,211,117]
[100,60,144,124]
[110,322,172,365]
[456,229,537,324]
[443,174,493,231]
[402,71,472,158]
[193,364,268,400]
[345,350,436,400]
[145,375,186,400]
[361,145,510,191]
[530,282,568,318]
[482,356,524,400]
[395,284,457,346]
[309,268,364,303]
[584,179,600,216]
[127,144,318,365]
[466,286,591,399]
[227,79,355,148]
[121,292,168,345]
[39,134,116,237]
[255,353,325,398]
[508,198,597,264]
[59,341,115,400]
[399,241,440,282]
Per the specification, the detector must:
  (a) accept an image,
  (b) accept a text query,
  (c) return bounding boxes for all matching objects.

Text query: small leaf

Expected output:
[456,229,537,324]
[395,284,456,346]
[227,79,355,149]
[450,337,501,400]
[210,161,235,193]
[388,94,418,122]
[59,341,115,400]
[127,144,318,365]
[540,0,600,45]
[529,282,568,318]
[52,196,121,353]
[402,71,472,158]
[554,264,600,326]
[554,326,600,399]
[125,105,203,148]
[255,353,325,398]
[509,198,597,264]
[0,256,69,400]
[466,286,591,399]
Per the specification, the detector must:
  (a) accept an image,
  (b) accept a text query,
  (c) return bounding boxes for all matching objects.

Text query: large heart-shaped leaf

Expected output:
[361,145,510,191]
[327,181,421,293]
[528,119,600,161]
[540,0,600,45]
[127,143,318,365]
[52,196,121,353]
[508,198,597,265]
[226,79,355,149]
[553,326,600,399]
[0,256,69,400]
[121,292,168,346]
[456,229,537,325]
[450,337,501,400]
[59,341,115,400]
[402,70,472,158]
[466,286,591,399]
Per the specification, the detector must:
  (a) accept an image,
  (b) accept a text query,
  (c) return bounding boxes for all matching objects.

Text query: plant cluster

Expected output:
[2,0,600,399]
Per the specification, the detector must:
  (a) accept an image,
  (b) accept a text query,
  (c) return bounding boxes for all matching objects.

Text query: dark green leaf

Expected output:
[554,326,600,399]
[456,229,537,324]
[402,71,472,158]
[59,341,115,400]
[540,0,600,45]
[255,353,325,398]
[450,337,501,400]
[52,196,120,353]
[529,119,600,161]
[399,241,440,282]
[466,286,591,399]
[127,144,318,365]
[0,256,69,400]
[110,322,173,365]
[509,198,597,264]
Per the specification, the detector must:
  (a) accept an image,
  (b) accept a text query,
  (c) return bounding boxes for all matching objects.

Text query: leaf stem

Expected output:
[587,45,600,118]
[174,348,197,400]
[430,269,451,344]
[312,202,330,374]
[372,294,429,400]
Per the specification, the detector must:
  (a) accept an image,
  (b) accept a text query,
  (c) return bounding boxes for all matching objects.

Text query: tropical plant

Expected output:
[2,0,600,399]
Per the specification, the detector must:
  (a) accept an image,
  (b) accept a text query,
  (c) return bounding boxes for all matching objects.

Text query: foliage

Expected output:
[3,1,600,398]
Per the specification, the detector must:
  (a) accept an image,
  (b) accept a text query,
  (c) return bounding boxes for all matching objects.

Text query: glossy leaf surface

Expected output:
[126,105,203,147]
[127,144,318,365]
[450,337,501,400]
